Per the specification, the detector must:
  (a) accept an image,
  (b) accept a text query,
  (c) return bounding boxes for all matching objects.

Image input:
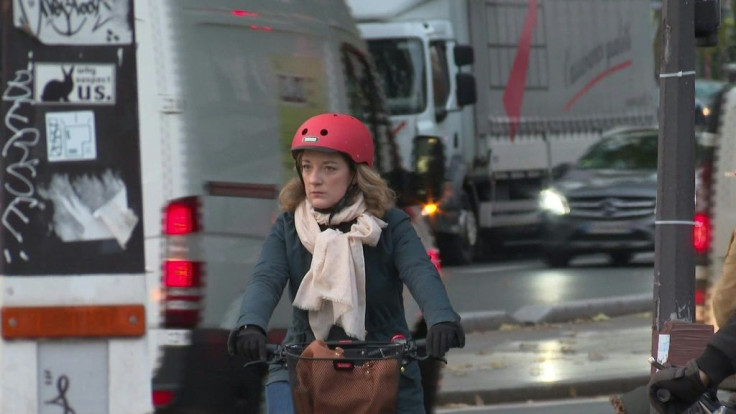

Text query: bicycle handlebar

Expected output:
[247,337,435,368]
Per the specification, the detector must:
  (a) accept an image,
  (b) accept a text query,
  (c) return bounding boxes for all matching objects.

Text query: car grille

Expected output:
[568,196,655,219]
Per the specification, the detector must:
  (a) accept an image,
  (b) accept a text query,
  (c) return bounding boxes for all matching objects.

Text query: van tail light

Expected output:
[695,287,706,307]
[152,389,175,408]
[164,197,200,235]
[163,260,203,328]
[693,213,711,254]
[162,197,204,328]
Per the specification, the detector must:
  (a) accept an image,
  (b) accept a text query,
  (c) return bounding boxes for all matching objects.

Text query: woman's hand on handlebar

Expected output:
[648,359,708,414]
[233,325,267,362]
[426,321,465,358]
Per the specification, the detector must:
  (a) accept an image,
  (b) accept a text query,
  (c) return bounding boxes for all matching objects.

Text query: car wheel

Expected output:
[544,251,571,268]
[609,252,633,266]
[437,209,478,266]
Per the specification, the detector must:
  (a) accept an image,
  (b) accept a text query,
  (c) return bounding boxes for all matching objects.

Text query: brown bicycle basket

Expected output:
[284,340,403,414]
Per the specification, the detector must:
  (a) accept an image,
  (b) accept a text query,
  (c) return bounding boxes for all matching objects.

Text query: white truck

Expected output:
[0,1,152,413]
[348,0,659,264]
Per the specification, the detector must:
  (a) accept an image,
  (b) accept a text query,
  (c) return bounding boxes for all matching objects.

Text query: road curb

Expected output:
[459,310,510,332]
[512,294,652,324]
[437,374,649,407]
[458,294,652,332]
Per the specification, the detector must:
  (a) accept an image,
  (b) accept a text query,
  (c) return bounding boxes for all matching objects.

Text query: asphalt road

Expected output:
[440,253,655,315]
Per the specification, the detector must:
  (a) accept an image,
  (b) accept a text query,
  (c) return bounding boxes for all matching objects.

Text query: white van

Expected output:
[134,0,416,411]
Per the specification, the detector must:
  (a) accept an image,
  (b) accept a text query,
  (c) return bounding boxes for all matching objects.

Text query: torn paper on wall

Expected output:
[38,171,138,248]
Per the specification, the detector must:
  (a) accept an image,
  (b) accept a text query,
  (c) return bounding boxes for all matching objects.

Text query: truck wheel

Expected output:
[609,252,633,266]
[437,209,478,265]
[544,251,571,268]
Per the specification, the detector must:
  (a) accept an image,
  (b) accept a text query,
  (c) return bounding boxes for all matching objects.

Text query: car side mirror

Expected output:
[410,135,446,203]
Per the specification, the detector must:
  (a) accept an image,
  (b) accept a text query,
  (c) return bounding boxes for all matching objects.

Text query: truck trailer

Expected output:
[348,0,659,264]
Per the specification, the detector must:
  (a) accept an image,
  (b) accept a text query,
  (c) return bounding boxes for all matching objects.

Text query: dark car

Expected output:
[539,127,658,267]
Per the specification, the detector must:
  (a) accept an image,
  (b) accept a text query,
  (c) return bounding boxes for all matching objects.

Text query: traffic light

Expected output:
[695,0,721,47]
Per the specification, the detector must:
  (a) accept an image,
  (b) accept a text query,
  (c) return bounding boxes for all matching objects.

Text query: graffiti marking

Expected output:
[2,68,42,262]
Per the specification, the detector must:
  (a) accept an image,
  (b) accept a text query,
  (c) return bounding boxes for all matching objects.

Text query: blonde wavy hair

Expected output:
[279,154,395,218]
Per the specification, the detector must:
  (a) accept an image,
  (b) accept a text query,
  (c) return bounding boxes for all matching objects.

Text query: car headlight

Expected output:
[539,189,570,215]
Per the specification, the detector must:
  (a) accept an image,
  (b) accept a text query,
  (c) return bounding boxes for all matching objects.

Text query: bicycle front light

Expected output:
[539,189,570,215]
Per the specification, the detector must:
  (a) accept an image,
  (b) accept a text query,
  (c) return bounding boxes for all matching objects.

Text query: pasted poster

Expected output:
[0,1,143,275]
[45,111,97,160]
[13,0,132,45]
[35,63,116,104]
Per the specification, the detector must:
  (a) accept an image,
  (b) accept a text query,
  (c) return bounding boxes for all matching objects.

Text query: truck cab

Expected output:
[350,0,659,263]
[353,4,484,265]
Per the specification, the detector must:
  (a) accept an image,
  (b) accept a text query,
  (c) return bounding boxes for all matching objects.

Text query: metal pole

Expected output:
[652,0,697,373]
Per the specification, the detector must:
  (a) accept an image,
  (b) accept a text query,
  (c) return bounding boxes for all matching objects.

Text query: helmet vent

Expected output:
[301,128,308,135]
[320,129,328,136]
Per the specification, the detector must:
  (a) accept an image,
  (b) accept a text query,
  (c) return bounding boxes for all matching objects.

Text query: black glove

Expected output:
[426,321,465,358]
[648,359,707,414]
[227,325,267,361]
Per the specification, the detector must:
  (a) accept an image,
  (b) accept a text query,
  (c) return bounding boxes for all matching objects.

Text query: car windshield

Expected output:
[367,38,426,115]
[577,131,658,170]
[695,79,727,106]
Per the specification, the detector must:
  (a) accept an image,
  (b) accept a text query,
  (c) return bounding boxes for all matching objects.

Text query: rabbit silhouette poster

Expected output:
[35,64,115,105]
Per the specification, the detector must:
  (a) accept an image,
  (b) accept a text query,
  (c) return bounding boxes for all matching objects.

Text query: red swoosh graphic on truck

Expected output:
[502,0,538,142]
[563,60,632,112]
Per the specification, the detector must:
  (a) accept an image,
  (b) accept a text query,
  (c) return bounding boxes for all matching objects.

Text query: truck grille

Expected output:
[568,196,655,219]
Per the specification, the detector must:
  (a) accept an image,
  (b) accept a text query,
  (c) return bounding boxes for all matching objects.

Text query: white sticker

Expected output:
[45,111,97,162]
[38,341,108,414]
[35,63,116,105]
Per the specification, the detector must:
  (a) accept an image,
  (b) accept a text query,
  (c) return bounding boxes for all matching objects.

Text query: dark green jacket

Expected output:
[236,207,460,413]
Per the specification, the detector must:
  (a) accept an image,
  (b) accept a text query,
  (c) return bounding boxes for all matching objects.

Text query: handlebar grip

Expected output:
[656,388,672,403]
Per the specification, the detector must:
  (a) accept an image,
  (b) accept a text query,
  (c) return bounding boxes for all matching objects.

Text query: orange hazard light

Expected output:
[1,305,145,339]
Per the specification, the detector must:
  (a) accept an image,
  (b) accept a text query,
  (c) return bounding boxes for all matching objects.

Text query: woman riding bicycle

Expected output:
[227,113,465,413]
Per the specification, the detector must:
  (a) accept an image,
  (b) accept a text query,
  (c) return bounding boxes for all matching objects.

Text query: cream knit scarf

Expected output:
[293,193,387,340]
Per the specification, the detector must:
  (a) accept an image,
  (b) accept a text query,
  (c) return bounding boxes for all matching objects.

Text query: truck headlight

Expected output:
[539,189,570,215]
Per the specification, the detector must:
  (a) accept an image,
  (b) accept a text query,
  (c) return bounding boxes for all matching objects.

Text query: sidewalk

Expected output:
[436,298,654,409]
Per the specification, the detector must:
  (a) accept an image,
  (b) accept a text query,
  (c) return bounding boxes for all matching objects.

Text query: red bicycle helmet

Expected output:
[291,113,374,167]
